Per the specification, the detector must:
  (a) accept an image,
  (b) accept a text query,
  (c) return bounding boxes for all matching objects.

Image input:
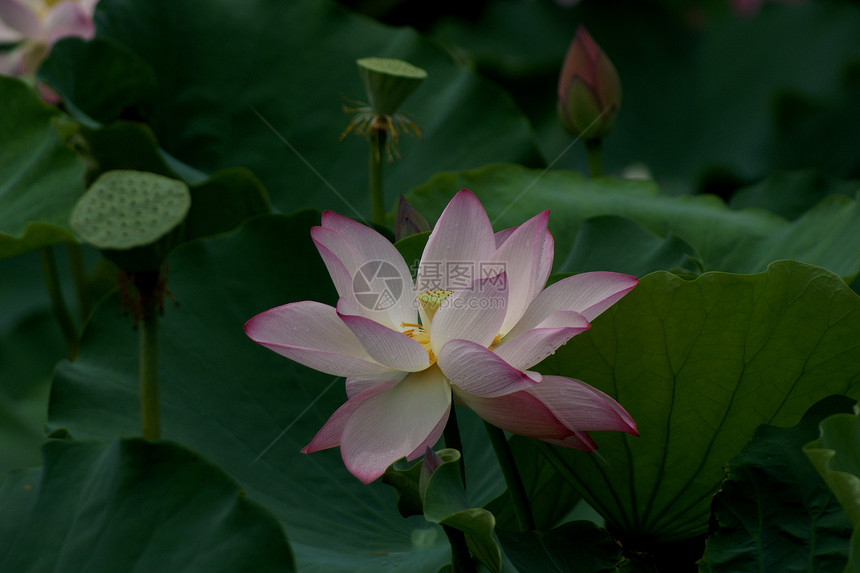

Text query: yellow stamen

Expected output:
[417,289,452,323]
[402,323,435,364]
[490,333,503,349]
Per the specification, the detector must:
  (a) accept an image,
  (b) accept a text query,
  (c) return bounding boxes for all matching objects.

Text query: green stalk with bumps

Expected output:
[70,170,192,440]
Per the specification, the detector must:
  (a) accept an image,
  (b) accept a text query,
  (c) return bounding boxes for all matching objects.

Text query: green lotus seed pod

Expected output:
[70,170,191,272]
[357,57,427,117]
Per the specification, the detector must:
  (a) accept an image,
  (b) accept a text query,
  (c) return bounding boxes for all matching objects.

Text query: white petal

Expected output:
[416,190,495,294]
[405,409,450,461]
[430,273,508,357]
[507,272,637,339]
[244,301,392,377]
[345,371,408,398]
[340,367,451,483]
[301,380,397,454]
[490,210,552,335]
[338,311,430,372]
[439,340,540,397]
[335,296,363,317]
[494,310,590,370]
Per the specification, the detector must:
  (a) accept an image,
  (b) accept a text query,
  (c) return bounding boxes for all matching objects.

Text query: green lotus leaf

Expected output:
[537,261,860,545]
[806,406,860,572]
[700,395,855,572]
[0,77,86,259]
[496,521,622,573]
[422,448,501,573]
[406,165,860,279]
[0,438,294,572]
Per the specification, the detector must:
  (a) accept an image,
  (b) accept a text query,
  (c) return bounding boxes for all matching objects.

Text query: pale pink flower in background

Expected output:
[0,0,96,79]
[245,190,638,483]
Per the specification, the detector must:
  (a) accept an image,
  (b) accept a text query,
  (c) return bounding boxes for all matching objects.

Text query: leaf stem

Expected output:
[137,270,160,440]
[443,403,466,487]
[67,243,91,323]
[484,422,536,531]
[442,524,476,573]
[369,127,386,226]
[585,138,603,178]
[39,246,79,360]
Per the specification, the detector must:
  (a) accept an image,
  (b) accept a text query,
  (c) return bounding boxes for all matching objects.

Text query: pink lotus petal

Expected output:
[335,296,362,317]
[0,0,43,38]
[340,367,451,483]
[313,212,415,329]
[543,432,597,451]
[345,371,407,398]
[494,226,516,249]
[455,387,572,440]
[535,227,554,298]
[507,271,637,338]
[244,301,393,377]
[494,310,591,370]
[430,272,508,357]
[528,375,637,436]
[301,380,397,454]
[44,1,94,44]
[416,190,495,293]
[438,339,540,397]
[491,210,552,335]
[338,311,430,372]
[313,232,361,308]
[311,229,413,331]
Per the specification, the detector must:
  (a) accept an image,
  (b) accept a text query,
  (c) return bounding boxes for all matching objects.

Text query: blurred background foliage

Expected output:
[342,0,860,198]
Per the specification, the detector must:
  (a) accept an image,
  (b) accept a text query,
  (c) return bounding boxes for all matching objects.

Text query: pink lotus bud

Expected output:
[557,26,621,141]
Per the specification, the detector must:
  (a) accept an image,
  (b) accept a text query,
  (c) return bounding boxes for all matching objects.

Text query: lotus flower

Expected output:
[245,190,638,483]
[0,0,96,78]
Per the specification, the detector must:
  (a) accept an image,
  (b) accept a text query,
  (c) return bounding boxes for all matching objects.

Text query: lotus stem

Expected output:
[137,270,161,440]
[369,127,386,226]
[443,524,476,573]
[441,403,475,570]
[484,422,536,531]
[39,246,78,360]
[443,402,467,487]
[67,242,91,323]
[585,138,603,178]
